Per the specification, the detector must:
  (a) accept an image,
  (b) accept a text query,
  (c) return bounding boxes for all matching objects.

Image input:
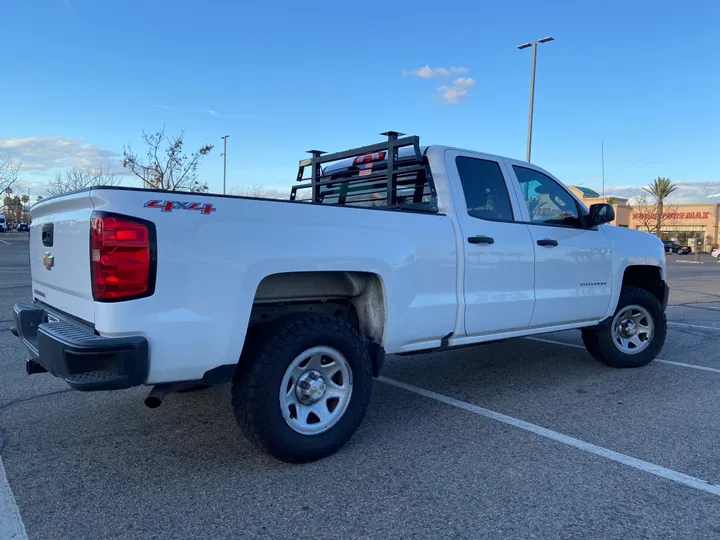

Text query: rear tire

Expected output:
[231,312,373,463]
[581,286,666,368]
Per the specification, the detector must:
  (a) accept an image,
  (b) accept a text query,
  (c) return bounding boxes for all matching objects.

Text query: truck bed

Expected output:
[28,185,459,383]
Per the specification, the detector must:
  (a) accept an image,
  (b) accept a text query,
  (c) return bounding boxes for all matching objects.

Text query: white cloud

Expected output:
[402,65,469,78]
[438,86,468,104]
[152,104,172,110]
[436,77,477,104]
[403,66,477,104]
[207,109,219,117]
[0,136,124,173]
[452,77,476,89]
[600,180,720,204]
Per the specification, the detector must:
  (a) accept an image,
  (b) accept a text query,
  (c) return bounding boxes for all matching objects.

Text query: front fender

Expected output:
[602,226,667,319]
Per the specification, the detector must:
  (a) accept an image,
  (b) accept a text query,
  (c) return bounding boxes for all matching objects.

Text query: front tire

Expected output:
[581,286,667,368]
[232,313,373,463]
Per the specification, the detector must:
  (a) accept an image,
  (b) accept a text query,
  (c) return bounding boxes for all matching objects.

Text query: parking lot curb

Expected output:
[675,260,703,264]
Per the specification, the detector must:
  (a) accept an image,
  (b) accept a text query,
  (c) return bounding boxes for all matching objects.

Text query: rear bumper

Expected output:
[11,301,149,391]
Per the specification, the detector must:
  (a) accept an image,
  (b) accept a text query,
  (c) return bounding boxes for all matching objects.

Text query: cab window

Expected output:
[456,157,514,222]
[513,166,583,228]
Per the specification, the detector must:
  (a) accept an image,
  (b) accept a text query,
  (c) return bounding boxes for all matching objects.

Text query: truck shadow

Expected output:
[2,335,680,478]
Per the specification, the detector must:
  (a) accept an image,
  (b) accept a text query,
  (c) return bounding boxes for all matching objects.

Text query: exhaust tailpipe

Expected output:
[144,386,167,408]
[144,382,198,408]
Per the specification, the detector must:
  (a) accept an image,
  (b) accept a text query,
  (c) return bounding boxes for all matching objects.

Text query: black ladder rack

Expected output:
[290,131,437,212]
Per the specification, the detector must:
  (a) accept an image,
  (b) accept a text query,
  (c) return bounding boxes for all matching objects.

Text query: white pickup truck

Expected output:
[12,132,668,463]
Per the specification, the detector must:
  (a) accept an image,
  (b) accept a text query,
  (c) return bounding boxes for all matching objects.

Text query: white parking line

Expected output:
[379,376,720,497]
[0,239,10,246]
[0,457,28,540]
[527,336,720,374]
[668,321,720,331]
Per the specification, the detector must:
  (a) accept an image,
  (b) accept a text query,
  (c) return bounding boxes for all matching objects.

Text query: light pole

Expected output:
[517,36,554,163]
[221,135,230,195]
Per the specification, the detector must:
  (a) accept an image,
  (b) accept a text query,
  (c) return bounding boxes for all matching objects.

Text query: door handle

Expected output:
[536,238,558,247]
[468,235,495,245]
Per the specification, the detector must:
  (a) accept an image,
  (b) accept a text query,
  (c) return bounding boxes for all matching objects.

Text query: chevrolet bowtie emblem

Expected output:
[43,252,54,270]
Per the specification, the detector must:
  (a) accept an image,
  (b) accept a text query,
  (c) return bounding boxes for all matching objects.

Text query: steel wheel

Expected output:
[279,345,353,435]
[611,304,654,354]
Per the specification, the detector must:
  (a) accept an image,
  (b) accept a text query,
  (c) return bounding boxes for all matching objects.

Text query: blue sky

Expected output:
[1,0,718,201]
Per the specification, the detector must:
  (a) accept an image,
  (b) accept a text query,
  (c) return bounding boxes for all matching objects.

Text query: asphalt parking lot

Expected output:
[2,235,720,540]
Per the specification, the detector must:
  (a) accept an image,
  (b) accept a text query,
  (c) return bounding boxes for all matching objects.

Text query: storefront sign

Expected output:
[632,211,710,220]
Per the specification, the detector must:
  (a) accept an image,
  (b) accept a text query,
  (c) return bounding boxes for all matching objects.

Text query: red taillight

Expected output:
[353,151,386,165]
[90,214,154,301]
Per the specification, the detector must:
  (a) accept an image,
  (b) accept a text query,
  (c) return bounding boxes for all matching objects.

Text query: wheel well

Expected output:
[250,271,386,345]
[622,265,666,305]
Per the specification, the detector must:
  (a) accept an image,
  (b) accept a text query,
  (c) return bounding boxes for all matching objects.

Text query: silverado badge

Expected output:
[43,252,54,270]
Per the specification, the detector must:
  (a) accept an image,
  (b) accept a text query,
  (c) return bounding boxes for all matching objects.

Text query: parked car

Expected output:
[11,131,670,463]
[0,214,6,232]
[676,245,692,255]
[712,248,720,260]
[17,222,29,232]
[663,240,680,253]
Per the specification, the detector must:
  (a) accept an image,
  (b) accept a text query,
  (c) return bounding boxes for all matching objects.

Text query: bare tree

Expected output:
[0,156,20,195]
[122,127,213,192]
[629,194,678,235]
[46,165,122,197]
[230,184,268,198]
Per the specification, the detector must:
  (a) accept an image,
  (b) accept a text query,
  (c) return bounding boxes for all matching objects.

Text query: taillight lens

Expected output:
[91,214,154,301]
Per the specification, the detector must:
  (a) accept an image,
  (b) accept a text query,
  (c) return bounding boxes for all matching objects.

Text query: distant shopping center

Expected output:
[569,186,719,252]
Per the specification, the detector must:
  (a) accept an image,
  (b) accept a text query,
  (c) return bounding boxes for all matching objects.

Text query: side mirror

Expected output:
[588,203,615,226]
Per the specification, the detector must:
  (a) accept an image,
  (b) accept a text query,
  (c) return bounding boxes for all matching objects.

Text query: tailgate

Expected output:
[29,191,95,323]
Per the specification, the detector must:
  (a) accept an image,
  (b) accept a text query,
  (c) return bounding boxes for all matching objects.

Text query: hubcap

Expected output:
[611,304,654,354]
[618,318,638,338]
[295,370,327,404]
[280,346,353,435]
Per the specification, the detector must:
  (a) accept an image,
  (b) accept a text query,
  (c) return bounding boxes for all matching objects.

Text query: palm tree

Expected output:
[606,196,617,205]
[643,177,678,237]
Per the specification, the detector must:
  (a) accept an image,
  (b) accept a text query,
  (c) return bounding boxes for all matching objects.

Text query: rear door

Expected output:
[29,191,96,323]
[445,150,536,336]
[507,163,613,327]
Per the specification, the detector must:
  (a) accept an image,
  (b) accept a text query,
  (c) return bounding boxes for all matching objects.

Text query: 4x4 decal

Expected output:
[144,200,216,215]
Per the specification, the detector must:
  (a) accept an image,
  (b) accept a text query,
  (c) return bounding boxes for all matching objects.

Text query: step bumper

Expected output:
[12,301,149,391]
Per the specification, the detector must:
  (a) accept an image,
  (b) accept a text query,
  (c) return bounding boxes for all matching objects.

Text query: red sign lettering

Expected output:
[144,200,217,215]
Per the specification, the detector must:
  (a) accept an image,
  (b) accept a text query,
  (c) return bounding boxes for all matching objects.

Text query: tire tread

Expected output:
[231,312,372,463]
[582,285,667,368]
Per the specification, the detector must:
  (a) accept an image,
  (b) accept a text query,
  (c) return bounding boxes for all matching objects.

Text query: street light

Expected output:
[220,135,230,195]
[517,36,554,163]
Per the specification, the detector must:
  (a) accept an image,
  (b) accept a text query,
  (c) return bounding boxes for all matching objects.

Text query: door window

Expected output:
[513,166,583,228]
[456,157,514,222]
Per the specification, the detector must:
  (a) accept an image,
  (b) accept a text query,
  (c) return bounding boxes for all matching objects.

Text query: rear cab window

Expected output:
[455,157,515,222]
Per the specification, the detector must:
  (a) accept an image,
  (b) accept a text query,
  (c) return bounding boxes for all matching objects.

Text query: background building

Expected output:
[569,186,719,252]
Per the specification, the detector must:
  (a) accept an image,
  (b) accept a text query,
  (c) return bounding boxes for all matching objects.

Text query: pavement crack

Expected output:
[0,388,73,413]
[673,304,720,314]
[0,285,31,291]
[0,389,74,456]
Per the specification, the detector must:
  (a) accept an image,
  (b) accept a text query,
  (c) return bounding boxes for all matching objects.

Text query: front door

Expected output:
[445,150,536,336]
[508,163,613,327]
